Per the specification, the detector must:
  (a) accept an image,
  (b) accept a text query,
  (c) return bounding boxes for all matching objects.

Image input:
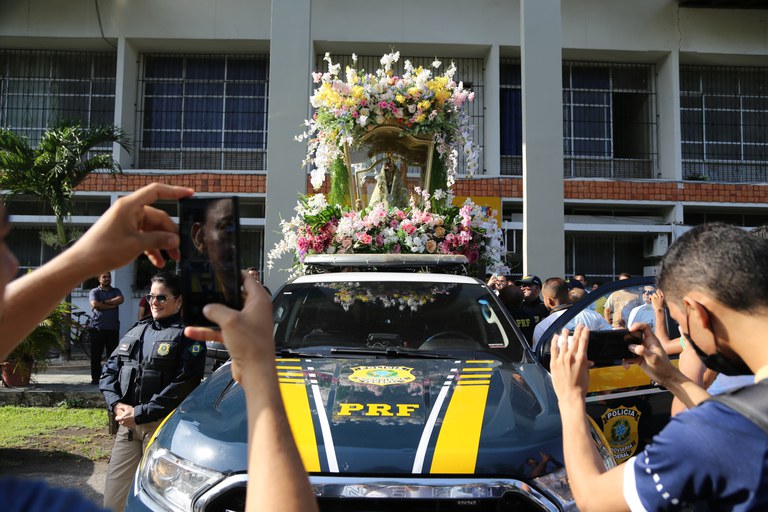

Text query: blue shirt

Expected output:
[89,286,122,331]
[0,478,106,512]
[624,398,768,511]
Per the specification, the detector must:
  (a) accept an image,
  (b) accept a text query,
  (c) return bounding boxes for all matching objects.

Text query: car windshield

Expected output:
[272,278,526,361]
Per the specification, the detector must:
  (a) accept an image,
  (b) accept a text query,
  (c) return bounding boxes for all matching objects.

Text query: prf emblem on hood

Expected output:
[349,366,416,386]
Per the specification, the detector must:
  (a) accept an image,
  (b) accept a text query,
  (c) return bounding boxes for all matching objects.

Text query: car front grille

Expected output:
[195,476,558,512]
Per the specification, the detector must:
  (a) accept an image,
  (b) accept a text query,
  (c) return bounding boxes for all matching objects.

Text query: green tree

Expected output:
[0,124,131,249]
[0,124,131,360]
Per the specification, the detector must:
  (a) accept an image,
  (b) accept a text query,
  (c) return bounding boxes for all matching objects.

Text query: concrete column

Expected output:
[264,0,312,291]
[114,38,139,168]
[520,0,564,279]
[484,45,501,177]
[656,51,683,180]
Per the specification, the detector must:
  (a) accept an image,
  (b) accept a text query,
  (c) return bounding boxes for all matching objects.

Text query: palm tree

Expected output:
[0,123,132,248]
[0,124,131,360]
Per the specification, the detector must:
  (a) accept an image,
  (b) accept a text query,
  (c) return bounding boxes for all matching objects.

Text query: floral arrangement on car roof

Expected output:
[316,282,457,312]
[295,51,479,190]
[268,51,507,277]
[267,188,508,277]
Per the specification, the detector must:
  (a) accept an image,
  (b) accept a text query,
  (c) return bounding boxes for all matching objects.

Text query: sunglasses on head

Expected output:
[145,294,176,303]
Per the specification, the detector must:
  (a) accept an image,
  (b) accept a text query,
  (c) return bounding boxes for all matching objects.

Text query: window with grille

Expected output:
[680,65,768,182]
[563,62,656,178]
[500,60,657,179]
[0,49,116,147]
[316,54,485,176]
[137,54,269,171]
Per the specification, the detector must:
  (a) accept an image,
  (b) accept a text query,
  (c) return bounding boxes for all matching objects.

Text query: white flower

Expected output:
[432,59,441,69]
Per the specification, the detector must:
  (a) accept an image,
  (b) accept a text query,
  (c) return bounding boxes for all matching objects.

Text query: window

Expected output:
[565,233,646,280]
[500,59,522,175]
[0,50,116,147]
[562,62,656,178]
[680,65,768,182]
[318,54,485,176]
[500,60,656,178]
[137,54,269,171]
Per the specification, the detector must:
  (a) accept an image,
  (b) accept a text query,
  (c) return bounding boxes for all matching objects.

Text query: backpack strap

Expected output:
[707,380,768,433]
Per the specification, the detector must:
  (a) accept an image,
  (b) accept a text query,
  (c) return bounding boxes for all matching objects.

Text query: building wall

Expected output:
[1,0,767,328]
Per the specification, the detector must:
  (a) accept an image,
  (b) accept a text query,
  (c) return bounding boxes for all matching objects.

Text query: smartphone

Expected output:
[587,329,643,365]
[179,196,242,327]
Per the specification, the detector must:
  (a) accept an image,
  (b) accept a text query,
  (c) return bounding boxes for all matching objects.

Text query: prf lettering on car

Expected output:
[338,403,420,417]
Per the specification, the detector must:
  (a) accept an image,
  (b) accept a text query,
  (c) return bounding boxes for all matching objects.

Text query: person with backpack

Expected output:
[549,223,768,511]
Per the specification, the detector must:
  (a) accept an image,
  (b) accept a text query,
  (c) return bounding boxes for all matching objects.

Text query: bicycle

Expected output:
[70,310,92,359]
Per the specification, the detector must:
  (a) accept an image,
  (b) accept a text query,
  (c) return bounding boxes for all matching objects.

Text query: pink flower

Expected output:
[297,237,309,253]
[392,243,401,254]
[390,219,399,228]
[400,220,416,235]
[376,234,384,246]
[356,232,373,245]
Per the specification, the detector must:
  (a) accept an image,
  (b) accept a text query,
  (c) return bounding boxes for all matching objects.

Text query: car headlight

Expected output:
[139,441,224,511]
[532,423,616,510]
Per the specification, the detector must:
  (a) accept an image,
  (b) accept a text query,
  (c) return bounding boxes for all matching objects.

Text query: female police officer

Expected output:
[99,271,206,512]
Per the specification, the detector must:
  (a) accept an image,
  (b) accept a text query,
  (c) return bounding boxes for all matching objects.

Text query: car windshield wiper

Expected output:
[330,347,454,359]
[275,348,325,358]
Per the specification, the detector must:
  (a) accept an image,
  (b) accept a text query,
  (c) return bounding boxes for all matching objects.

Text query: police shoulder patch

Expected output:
[188,342,203,356]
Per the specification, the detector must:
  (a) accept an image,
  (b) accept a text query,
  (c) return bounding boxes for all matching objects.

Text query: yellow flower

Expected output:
[395,94,405,104]
[434,89,451,104]
[407,87,420,97]
[352,85,365,99]
[414,113,426,123]
[426,240,437,253]
[418,100,431,111]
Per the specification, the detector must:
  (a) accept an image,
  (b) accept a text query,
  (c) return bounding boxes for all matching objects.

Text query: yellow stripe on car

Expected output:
[430,365,492,473]
[278,368,321,472]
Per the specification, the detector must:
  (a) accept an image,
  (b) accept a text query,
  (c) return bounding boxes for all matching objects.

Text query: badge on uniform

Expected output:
[188,342,202,356]
[157,343,171,356]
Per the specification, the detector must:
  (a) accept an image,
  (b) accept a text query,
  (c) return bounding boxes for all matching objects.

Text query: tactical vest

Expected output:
[115,319,186,406]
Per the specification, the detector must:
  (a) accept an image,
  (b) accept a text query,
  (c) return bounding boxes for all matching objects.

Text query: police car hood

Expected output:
[158,357,564,478]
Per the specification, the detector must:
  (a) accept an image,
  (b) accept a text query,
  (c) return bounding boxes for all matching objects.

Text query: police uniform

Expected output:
[99,312,205,512]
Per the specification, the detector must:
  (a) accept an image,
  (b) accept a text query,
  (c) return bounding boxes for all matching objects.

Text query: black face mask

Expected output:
[684,333,753,376]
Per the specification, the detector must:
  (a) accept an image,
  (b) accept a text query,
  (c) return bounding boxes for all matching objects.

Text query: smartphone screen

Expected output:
[587,329,643,365]
[179,197,242,327]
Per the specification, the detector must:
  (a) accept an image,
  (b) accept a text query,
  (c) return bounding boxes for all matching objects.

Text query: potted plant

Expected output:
[1,302,74,387]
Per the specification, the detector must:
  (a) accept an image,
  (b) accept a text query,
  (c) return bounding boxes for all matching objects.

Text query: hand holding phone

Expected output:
[179,197,242,327]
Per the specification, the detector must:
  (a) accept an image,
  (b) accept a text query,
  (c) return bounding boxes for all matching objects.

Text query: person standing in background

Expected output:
[88,271,123,385]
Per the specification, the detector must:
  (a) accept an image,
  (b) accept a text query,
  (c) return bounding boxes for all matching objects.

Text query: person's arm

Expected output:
[549,325,630,511]
[185,276,318,512]
[603,301,613,324]
[104,293,124,306]
[0,183,194,361]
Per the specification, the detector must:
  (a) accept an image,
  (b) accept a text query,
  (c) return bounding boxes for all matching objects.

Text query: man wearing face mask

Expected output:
[548,223,768,511]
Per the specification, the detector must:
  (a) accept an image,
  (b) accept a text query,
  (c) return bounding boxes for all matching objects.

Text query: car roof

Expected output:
[290,272,481,285]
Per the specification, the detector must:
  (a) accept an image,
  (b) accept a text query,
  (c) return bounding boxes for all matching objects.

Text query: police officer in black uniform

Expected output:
[99,272,206,512]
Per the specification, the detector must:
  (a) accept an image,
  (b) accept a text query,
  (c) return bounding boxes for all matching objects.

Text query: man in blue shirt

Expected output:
[549,224,768,511]
[88,271,123,384]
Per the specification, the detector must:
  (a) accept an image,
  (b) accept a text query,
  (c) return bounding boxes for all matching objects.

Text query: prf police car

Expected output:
[127,256,672,512]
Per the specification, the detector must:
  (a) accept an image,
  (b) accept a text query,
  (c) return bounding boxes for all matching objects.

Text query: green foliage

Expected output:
[6,302,79,373]
[0,123,131,248]
[327,157,351,206]
[429,149,448,195]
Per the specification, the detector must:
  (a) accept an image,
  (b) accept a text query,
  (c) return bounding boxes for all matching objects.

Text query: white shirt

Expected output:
[533,307,613,350]
[627,303,655,329]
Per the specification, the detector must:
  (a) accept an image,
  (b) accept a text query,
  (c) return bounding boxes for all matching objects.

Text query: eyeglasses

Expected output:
[643,289,655,295]
[145,294,177,303]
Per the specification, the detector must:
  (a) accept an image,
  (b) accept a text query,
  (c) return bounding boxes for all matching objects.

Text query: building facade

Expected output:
[1,0,767,329]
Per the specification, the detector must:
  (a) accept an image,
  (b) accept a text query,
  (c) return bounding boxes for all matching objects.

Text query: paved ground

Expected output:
[0,358,109,505]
